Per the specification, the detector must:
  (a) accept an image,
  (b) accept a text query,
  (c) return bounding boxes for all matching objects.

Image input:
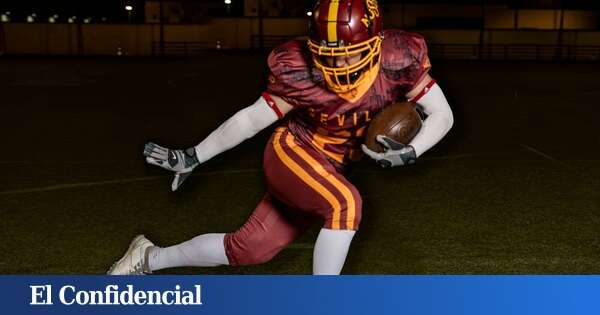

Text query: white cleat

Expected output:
[107,235,155,275]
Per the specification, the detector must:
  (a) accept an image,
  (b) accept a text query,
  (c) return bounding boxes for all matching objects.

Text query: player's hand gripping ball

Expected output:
[362,101,422,168]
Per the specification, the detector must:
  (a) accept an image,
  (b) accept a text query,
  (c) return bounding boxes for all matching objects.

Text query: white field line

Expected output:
[0,150,545,196]
[0,160,140,165]
[519,144,569,167]
[0,169,262,196]
[0,152,506,166]
[0,176,166,195]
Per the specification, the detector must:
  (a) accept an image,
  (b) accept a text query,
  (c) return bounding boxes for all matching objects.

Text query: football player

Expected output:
[108,0,453,275]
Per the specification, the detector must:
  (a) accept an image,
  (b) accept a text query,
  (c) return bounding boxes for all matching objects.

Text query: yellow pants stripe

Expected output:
[272,130,343,229]
[286,134,357,230]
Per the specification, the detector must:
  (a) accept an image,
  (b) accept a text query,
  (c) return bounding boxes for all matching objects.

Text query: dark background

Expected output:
[0,0,599,274]
[1,1,599,22]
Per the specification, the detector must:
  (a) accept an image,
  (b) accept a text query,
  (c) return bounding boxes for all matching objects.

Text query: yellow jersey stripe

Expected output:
[327,0,339,43]
[310,133,346,163]
[273,131,343,230]
[309,140,345,163]
[287,134,356,230]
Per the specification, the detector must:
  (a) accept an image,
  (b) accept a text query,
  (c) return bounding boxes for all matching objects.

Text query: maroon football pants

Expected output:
[224,127,362,266]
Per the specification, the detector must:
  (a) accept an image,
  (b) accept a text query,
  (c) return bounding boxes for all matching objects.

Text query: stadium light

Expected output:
[224,0,232,4]
[125,5,134,22]
[0,14,8,23]
[68,16,76,23]
[307,11,313,17]
[48,16,56,23]
[83,18,91,24]
[26,15,34,23]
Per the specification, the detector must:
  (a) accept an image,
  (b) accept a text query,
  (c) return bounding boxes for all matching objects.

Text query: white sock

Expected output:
[312,228,356,275]
[148,233,229,271]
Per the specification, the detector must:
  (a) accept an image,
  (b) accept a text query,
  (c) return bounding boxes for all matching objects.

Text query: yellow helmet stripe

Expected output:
[327,0,340,43]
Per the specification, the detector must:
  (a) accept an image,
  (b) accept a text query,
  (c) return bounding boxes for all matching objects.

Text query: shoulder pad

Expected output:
[268,40,312,78]
[380,29,431,89]
[266,40,323,107]
[381,30,429,71]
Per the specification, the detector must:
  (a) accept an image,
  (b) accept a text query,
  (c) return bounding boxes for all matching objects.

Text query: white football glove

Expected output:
[143,142,200,191]
[361,135,417,168]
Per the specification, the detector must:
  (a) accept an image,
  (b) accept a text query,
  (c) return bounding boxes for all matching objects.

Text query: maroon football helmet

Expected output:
[308,0,383,93]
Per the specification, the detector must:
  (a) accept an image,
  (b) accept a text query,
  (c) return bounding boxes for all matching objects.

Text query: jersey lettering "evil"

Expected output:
[267,29,431,164]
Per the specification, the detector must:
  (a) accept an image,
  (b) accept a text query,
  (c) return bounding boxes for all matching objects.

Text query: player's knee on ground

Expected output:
[223,193,313,266]
[224,228,291,266]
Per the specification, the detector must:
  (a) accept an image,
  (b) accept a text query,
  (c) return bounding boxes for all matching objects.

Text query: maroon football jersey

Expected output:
[267,29,431,165]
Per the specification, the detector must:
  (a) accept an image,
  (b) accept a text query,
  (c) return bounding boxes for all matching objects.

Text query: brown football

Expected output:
[365,101,422,153]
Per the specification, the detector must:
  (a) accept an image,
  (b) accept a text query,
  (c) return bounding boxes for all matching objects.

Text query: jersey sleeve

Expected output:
[266,40,320,108]
[380,30,432,93]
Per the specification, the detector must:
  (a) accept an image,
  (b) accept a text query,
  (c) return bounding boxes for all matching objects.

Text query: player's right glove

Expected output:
[361,135,417,168]
[143,142,199,191]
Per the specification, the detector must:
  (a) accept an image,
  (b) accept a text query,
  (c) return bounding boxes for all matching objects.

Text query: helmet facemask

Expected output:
[309,35,382,94]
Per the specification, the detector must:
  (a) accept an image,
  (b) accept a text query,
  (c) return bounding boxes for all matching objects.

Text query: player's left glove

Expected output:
[143,142,199,191]
[361,135,417,168]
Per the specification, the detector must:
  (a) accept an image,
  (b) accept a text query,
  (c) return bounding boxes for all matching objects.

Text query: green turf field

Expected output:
[0,55,599,274]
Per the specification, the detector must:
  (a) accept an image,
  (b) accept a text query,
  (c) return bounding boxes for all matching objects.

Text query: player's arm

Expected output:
[144,93,293,191]
[191,93,292,163]
[405,74,454,157]
[361,74,454,167]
